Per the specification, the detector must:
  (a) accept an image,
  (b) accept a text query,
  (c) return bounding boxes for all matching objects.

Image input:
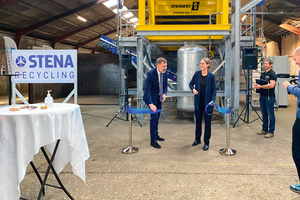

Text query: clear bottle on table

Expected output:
[44,90,53,107]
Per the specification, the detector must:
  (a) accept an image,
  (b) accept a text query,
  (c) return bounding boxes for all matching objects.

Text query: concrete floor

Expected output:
[12,94,300,199]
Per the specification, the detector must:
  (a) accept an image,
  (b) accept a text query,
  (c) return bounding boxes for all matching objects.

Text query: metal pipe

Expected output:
[128,98,132,146]
[241,0,263,14]
[226,99,230,148]
[253,7,256,47]
[209,12,222,24]
[261,4,263,32]
[234,0,241,124]
[116,0,120,47]
[245,12,300,15]
[137,38,144,122]
[208,12,222,57]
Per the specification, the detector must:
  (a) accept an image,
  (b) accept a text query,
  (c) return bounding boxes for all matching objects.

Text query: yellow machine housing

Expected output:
[137,0,231,42]
[154,0,220,25]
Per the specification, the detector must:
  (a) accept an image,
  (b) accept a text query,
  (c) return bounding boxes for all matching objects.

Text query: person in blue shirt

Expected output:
[189,58,217,151]
[283,46,300,194]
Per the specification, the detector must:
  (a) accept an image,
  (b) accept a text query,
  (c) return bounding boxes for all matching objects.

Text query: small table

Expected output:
[0,103,90,200]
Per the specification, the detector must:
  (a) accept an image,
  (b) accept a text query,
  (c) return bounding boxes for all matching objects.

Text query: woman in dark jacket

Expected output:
[189,58,217,151]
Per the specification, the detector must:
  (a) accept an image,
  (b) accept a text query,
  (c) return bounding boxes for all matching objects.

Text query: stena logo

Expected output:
[16,56,26,68]
[28,54,74,68]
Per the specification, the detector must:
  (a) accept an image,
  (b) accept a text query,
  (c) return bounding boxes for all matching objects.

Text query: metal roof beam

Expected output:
[0,0,18,7]
[263,32,281,43]
[286,0,300,6]
[15,0,105,48]
[51,15,116,48]
[75,36,101,49]
[279,23,300,35]
[74,29,118,49]
[256,15,280,25]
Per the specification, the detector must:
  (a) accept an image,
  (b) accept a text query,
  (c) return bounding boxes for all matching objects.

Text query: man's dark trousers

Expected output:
[292,118,300,180]
[150,96,161,141]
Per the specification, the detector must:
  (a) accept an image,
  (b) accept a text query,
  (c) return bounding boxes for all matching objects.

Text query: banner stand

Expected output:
[10,49,78,105]
[12,83,77,105]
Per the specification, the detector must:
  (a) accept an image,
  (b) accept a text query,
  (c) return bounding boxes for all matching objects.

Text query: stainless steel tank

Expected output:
[177,44,208,112]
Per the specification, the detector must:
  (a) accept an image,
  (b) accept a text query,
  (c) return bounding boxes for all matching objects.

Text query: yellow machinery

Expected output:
[137,0,231,42]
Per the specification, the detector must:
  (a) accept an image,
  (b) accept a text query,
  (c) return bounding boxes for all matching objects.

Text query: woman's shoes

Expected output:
[192,140,209,151]
[203,144,209,151]
[192,140,201,146]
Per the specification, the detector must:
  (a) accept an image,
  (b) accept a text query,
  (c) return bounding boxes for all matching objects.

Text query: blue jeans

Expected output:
[259,95,276,134]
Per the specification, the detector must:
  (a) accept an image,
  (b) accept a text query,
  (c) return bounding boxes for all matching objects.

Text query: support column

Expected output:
[225,36,231,124]
[233,0,241,124]
[138,0,145,25]
[119,48,125,110]
[137,38,144,122]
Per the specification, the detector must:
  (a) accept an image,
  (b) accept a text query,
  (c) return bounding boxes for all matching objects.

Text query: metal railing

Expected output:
[240,8,255,37]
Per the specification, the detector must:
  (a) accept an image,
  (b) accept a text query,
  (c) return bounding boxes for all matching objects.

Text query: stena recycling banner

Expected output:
[3,36,17,74]
[11,50,77,83]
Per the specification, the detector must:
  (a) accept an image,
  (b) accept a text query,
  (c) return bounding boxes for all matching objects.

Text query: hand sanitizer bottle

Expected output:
[44,90,53,107]
[1,65,5,75]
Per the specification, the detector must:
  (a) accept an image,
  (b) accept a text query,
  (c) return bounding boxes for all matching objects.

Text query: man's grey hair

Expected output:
[157,57,167,64]
[265,59,273,65]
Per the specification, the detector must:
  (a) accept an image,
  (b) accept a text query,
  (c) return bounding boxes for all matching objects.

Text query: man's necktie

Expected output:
[160,73,163,102]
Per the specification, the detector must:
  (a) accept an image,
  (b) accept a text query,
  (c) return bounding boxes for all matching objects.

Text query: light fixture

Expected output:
[129,17,138,23]
[77,16,87,22]
[103,0,117,8]
[123,12,134,19]
[241,15,246,22]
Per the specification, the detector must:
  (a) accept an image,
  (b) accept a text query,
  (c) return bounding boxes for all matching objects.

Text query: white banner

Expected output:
[12,50,77,83]
[3,36,17,74]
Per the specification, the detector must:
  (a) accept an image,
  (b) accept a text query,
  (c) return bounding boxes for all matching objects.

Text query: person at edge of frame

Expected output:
[283,46,300,194]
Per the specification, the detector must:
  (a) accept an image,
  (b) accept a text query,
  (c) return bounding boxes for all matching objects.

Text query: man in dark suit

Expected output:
[143,57,168,149]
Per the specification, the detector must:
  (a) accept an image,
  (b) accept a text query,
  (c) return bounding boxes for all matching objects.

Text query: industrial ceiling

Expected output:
[0,0,299,52]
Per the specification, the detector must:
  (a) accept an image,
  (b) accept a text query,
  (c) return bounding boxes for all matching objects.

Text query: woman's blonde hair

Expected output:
[201,58,210,69]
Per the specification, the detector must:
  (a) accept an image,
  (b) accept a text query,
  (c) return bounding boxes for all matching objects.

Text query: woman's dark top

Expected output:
[199,74,207,109]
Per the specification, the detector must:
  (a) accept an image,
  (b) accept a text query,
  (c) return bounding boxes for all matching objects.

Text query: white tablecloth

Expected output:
[0,103,90,200]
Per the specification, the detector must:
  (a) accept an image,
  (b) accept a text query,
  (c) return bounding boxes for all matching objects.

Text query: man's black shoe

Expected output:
[156,135,165,141]
[150,141,161,149]
[192,140,201,146]
[203,144,209,151]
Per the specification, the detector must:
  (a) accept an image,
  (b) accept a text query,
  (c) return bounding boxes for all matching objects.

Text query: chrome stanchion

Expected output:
[122,98,139,154]
[220,99,236,156]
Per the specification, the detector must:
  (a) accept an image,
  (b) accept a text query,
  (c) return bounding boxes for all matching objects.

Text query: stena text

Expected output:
[11,50,77,83]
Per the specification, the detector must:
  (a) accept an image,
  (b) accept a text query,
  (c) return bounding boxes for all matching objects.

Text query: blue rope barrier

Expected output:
[127,105,169,122]
[205,102,231,116]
